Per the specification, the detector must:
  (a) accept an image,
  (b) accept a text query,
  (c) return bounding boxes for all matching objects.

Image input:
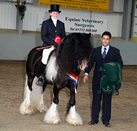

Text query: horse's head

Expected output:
[57,33,94,76]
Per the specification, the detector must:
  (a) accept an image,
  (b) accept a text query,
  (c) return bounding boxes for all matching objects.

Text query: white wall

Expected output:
[0,2,17,29]
[113,0,124,12]
[0,0,124,37]
[0,1,137,65]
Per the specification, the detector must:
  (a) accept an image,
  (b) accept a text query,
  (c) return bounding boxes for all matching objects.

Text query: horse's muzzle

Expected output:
[79,60,88,70]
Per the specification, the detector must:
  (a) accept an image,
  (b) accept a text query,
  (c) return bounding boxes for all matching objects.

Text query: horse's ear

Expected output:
[83,33,91,39]
[87,33,91,38]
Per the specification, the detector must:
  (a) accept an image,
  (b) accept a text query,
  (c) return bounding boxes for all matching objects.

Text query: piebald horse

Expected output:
[19,33,93,125]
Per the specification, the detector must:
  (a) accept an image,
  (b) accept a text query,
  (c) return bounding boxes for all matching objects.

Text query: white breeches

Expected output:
[41,46,55,64]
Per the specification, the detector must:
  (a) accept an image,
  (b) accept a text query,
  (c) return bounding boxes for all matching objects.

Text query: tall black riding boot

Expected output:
[37,62,46,86]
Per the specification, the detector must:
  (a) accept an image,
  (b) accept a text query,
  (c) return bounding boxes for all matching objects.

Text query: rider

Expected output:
[37,4,66,86]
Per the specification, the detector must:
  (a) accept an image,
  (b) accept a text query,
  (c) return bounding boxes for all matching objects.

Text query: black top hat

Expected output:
[49,4,61,13]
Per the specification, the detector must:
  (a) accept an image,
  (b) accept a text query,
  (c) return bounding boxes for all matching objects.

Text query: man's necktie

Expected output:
[102,48,106,59]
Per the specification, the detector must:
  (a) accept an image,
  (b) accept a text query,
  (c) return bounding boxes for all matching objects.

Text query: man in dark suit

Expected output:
[37,4,66,85]
[83,31,123,127]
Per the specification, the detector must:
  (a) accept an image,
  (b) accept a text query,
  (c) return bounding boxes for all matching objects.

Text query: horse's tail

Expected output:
[23,74,28,100]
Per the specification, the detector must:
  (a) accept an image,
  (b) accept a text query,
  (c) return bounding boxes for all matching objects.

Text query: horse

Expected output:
[19,33,93,125]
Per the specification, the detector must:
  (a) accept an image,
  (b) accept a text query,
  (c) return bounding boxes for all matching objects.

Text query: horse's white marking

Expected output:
[75,87,77,93]
[31,77,47,112]
[44,102,60,124]
[19,76,47,115]
[79,59,88,70]
[37,93,47,113]
[66,106,83,125]
[19,84,34,115]
[45,54,58,82]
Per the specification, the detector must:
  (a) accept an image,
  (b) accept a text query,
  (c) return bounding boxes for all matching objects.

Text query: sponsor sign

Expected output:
[38,14,107,36]
[39,0,109,12]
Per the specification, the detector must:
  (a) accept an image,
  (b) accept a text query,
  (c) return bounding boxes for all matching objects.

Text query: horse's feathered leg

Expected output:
[20,75,47,115]
[44,84,61,124]
[37,82,48,113]
[19,75,34,115]
[35,79,48,113]
[29,76,47,113]
[66,85,83,125]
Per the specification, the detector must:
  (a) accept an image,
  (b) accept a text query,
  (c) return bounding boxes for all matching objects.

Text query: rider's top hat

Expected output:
[49,4,61,13]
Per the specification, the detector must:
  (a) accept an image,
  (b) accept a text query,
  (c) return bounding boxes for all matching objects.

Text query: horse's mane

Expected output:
[56,33,93,78]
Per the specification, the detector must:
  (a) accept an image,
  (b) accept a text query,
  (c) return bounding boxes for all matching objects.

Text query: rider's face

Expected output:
[50,12,59,20]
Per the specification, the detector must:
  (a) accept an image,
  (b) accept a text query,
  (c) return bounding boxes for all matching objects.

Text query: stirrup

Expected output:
[37,76,44,86]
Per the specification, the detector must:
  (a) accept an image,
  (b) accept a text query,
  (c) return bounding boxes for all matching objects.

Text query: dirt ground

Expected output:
[0,60,137,131]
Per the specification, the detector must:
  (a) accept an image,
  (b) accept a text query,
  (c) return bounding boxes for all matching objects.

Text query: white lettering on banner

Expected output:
[38,13,107,35]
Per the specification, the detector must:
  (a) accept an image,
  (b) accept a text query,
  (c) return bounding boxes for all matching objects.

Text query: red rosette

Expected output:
[54,36,61,44]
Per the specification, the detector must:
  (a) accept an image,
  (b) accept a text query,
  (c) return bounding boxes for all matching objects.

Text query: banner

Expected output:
[37,13,107,36]
[39,0,109,12]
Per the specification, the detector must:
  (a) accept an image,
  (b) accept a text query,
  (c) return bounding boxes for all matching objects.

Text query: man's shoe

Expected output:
[37,76,44,86]
[88,120,98,125]
[103,122,111,127]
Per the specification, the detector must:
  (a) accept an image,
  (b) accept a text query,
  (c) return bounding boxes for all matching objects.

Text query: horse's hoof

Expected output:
[44,119,60,124]
[43,102,60,124]
[43,110,61,124]
[19,101,34,115]
[65,106,83,125]
[19,104,34,115]
[66,114,83,125]
[37,104,47,113]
